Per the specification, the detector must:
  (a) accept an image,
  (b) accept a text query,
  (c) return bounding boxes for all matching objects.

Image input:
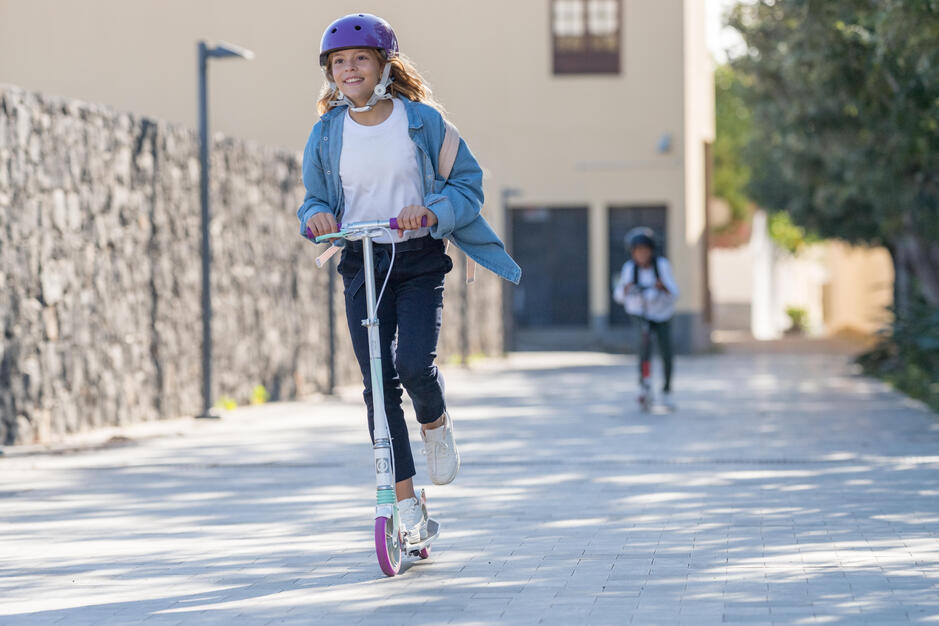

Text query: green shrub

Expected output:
[858,296,939,413]
[785,306,809,333]
[215,396,238,411]
[251,385,270,405]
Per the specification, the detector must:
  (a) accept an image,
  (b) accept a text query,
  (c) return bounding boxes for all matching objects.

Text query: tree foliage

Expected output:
[713,64,753,224]
[768,211,819,254]
[729,0,939,305]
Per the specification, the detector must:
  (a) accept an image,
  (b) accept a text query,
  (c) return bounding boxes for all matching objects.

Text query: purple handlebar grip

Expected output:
[389,216,428,230]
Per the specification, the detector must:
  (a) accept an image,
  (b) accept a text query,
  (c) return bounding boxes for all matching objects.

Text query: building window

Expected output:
[552,0,621,75]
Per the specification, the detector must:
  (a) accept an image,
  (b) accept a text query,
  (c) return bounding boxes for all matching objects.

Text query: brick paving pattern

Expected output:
[2,351,938,624]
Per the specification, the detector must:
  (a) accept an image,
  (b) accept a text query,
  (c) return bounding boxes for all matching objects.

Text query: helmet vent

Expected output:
[330,28,337,33]
[354,25,362,30]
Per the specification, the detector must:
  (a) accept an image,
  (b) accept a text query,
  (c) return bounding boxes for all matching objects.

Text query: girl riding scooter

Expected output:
[298,13,520,550]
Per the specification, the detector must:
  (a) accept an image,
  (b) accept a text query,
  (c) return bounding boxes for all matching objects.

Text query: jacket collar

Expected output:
[319,96,424,130]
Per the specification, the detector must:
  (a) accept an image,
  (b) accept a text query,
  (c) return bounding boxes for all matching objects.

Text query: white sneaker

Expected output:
[397,494,428,544]
[421,413,461,485]
[662,391,676,411]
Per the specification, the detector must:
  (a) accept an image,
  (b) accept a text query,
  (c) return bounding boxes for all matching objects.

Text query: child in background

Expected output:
[613,227,679,410]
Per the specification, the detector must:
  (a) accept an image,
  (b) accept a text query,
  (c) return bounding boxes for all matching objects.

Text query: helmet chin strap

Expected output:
[328,62,394,112]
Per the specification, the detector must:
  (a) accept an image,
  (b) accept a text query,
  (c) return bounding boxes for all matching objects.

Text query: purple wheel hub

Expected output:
[374,516,401,576]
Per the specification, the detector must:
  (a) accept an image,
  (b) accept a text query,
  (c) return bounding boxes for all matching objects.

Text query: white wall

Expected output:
[710,210,894,338]
[709,245,753,304]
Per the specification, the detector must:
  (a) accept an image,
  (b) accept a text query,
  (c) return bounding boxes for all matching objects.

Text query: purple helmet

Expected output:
[319,13,399,69]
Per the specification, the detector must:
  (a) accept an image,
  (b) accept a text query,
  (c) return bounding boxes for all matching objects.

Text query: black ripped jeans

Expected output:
[638,318,674,393]
[338,236,452,483]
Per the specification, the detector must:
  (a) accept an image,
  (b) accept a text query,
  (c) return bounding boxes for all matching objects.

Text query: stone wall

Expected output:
[0,85,503,445]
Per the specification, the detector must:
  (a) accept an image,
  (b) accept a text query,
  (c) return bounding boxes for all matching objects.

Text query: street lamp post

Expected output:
[196,40,254,419]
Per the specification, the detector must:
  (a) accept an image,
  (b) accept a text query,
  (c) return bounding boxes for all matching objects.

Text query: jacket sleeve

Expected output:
[657,257,680,298]
[297,125,333,241]
[423,118,485,239]
[612,262,632,304]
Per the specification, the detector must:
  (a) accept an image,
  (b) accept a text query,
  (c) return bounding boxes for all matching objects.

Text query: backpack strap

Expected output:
[438,118,460,180]
[438,118,476,284]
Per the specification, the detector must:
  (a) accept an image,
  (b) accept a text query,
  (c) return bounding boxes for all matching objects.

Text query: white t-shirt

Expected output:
[339,99,428,244]
[612,257,680,322]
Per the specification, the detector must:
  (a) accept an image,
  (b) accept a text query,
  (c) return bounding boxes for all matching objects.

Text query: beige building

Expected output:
[0,0,714,351]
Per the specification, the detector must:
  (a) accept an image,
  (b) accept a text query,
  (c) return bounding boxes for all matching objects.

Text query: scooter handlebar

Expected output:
[311,216,428,244]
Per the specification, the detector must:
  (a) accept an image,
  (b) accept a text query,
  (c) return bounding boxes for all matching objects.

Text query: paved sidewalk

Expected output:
[2,351,938,625]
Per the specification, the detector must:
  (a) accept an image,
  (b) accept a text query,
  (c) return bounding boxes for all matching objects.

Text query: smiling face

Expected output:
[329,48,382,107]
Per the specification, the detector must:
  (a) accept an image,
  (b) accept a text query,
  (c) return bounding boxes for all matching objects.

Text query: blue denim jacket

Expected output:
[297,97,521,284]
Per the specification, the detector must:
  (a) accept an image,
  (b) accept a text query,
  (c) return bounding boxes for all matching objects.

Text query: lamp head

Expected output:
[206,41,254,60]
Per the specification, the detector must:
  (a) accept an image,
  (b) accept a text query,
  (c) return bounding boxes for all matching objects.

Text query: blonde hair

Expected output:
[317,50,445,116]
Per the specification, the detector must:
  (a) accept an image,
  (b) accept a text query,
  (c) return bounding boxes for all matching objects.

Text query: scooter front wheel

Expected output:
[375,516,402,576]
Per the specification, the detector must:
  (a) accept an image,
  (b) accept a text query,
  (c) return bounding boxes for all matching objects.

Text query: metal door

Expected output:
[511,207,590,328]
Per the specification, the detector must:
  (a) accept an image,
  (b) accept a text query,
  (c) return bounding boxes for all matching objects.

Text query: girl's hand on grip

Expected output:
[396,205,437,233]
[306,212,338,239]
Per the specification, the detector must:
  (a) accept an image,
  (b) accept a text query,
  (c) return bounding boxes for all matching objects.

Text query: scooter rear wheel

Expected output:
[375,516,402,576]
[418,546,431,559]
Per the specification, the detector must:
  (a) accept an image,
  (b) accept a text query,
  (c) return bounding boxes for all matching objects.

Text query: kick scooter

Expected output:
[313,217,439,577]
[627,284,656,413]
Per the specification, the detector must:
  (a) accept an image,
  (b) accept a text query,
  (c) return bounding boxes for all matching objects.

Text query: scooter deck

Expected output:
[405,518,440,556]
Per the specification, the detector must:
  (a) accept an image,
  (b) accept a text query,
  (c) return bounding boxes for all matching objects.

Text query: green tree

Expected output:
[729,0,939,309]
[713,64,753,225]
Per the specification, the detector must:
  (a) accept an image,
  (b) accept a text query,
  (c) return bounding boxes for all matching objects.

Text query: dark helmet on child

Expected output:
[625,227,656,252]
